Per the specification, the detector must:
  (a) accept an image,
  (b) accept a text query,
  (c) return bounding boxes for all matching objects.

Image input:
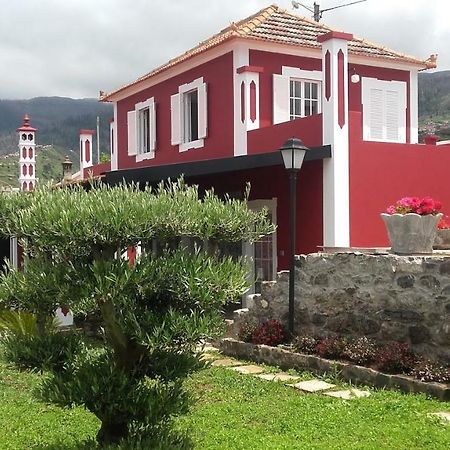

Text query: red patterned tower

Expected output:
[17,114,37,191]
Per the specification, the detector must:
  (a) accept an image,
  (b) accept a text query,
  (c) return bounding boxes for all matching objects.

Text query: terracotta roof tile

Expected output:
[102,4,436,101]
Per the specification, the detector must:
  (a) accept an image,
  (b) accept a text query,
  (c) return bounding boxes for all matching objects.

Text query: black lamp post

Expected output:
[280,137,309,335]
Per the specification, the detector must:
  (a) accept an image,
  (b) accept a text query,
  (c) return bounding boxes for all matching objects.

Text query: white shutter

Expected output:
[369,88,384,140]
[273,74,290,124]
[150,100,156,152]
[198,81,208,139]
[127,110,137,156]
[171,93,181,145]
[385,90,399,141]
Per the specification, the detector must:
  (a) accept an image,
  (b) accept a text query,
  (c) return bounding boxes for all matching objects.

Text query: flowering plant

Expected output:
[438,216,450,229]
[386,196,442,216]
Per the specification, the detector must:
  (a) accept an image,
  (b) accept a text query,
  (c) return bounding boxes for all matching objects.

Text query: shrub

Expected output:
[1,330,84,372]
[251,319,285,346]
[410,359,450,383]
[342,337,377,365]
[315,336,347,359]
[238,321,258,343]
[374,342,417,374]
[292,335,319,354]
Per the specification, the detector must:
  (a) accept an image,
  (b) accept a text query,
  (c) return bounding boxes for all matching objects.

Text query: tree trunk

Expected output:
[36,313,46,337]
[96,420,129,446]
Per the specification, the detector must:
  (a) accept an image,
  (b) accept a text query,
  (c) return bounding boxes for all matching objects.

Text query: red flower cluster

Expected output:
[386,196,442,216]
[251,319,286,346]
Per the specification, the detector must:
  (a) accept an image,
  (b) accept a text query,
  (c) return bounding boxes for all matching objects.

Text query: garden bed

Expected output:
[218,338,450,401]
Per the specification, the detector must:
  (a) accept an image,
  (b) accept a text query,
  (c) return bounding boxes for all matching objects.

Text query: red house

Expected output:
[93,5,449,292]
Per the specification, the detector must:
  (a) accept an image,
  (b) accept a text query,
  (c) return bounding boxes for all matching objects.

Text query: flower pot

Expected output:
[381,213,442,254]
[434,229,450,250]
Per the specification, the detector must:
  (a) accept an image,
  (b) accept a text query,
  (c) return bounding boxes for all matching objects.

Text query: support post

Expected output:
[288,170,298,334]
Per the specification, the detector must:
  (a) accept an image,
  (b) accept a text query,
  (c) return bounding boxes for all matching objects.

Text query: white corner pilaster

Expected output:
[319,31,352,248]
[79,130,95,178]
[111,103,118,170]
[233,44,250,156]
[410,69,418,144]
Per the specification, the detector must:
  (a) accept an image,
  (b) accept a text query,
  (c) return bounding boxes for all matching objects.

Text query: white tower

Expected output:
[17,114,37,191]
[79,129,95,178]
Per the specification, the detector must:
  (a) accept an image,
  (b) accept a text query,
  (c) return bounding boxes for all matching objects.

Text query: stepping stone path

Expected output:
[324,388,371,400]
[211,358,242,367]
[428,412,450,423]
[292,380,336,393]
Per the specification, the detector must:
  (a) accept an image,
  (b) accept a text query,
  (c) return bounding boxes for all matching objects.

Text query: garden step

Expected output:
[255,373,301,383]
[428,412,450,423]
[292,380,336,393]
[211,358,242,367]
[324,389,371,400]
[200,353,220,361]
[232,365,266,375]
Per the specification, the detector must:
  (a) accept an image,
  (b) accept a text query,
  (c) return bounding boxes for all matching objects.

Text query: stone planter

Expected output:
[381,213,442,254]
[434,229,450,250]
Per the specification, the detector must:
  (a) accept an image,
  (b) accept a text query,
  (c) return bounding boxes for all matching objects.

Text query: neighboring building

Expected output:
[87,5,448,291]
[17,114,37,192]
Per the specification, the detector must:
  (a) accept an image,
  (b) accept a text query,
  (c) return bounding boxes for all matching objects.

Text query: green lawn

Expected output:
[0,360,449,449]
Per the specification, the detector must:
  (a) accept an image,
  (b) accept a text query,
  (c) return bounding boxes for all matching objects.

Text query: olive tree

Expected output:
[0,180,274,447]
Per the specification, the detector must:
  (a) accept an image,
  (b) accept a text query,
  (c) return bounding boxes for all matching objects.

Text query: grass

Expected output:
[0,359,449,449]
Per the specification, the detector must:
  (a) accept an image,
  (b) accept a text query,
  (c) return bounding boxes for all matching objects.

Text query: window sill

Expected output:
[179,139,204,153]
[136,151,155,162]
[362,137,406,144]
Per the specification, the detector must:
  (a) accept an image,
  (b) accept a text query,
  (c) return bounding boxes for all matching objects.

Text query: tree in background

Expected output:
[0,180,274,447]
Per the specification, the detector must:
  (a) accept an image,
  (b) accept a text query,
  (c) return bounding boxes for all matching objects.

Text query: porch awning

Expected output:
[105,145,331,186]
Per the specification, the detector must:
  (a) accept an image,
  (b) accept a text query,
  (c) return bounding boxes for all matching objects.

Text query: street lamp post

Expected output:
[280,137,309,335]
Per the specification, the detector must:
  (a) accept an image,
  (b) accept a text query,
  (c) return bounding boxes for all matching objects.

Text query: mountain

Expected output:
[0,97,113,188]
[418,70,450,118]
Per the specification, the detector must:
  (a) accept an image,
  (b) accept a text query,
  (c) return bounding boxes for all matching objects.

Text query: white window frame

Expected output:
[135,97,156,161]
[289,79,321,119]
[171,77,207,152]
[362,77,407,143]
[273,67,322,125]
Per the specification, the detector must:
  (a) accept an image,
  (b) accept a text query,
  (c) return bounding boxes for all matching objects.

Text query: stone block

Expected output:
[428,412,450,422]
[292,379,335,393]
[211,359,242,367]
[255,373,300,383]
[324,389,371,400]
[232,365,266,375]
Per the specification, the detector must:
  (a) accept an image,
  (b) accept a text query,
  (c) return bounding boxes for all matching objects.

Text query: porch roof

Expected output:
[105,145,331,186]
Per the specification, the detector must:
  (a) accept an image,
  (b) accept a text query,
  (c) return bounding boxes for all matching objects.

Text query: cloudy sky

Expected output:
[1,0,447,99]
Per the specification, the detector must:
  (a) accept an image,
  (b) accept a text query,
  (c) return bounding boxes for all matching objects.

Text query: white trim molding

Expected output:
[410,70,419,144]
[134,97,156,160]
[281,66,322,81]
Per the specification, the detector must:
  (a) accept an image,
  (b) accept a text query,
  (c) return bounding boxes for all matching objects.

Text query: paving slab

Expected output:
[292,379,336,393]
[211,358,242,367]
[232,365,266,375]
[324,389,371,400]
[256,373,301,383]
[200,353,219,361]
[428,412,450,423]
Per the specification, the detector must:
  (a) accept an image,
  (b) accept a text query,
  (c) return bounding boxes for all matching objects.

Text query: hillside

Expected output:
[0,97,112,187]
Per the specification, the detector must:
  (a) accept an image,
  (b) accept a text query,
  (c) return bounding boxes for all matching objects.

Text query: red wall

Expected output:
[249,50,322,128]
[116,52,234,170]
[349,111,450,247]
[248,114,323,153]
[188,161,323,270]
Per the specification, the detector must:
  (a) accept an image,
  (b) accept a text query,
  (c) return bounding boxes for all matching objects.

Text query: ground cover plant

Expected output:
[0,180,274,447]
[0,359,449,449]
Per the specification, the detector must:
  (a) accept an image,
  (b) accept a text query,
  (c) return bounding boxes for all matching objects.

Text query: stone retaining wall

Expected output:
[238,252,450,363]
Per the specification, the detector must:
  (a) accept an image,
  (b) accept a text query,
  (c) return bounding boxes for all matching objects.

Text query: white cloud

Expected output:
[0,0,447,99]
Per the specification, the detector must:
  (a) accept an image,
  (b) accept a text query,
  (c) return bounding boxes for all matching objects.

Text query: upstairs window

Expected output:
[171,77,207,152]
[183,89,199,143]
[289,80,320,120]
[127,97,156,161]
[273,67,322,125]
[362,78,406,143]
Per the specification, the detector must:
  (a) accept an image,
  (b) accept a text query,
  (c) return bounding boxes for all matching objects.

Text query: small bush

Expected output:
[374,342,417,374]
[251,319,285,346]
[292,336,319,354]
[343,337,377,365]
[238,321,258,343]
[410,359,450,383]
[1,331,84,372]
[315,336,347,359]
